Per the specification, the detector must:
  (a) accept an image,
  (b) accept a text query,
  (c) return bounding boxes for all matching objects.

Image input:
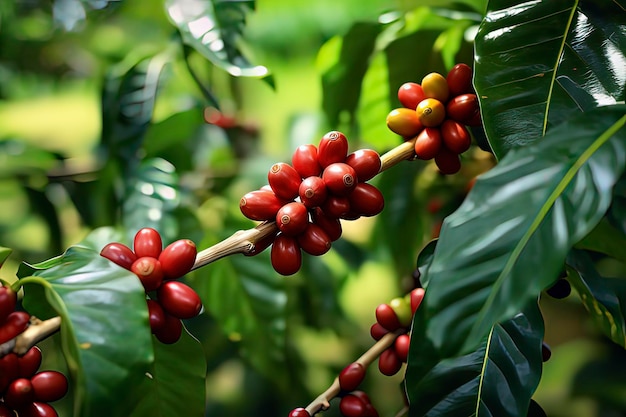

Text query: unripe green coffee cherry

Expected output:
[389,297,413,327]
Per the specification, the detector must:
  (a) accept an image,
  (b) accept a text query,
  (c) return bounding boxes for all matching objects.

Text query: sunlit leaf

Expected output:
[407,301,544,417]
[474,0,626,158]
[410,106,625,362]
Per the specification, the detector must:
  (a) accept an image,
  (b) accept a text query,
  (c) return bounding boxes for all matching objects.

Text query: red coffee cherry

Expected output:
[441,120,471,154]
[270,234,302,276]
[298,176,328,208]
[339,362,366,392]
[288,408,311,417]
[311,207,342,241]
[370,322,389,341]
[268,162,302,201]
[133,227,163,259]
[414,127,442,160]
[339,394,366,417]
[292,144,321,178]
[317,131,349,168]
[389,297,412,328]
[4,378,34,408]
[410,288,425,314]
[378,347,402,376]
[153,311,183,344]
[31,371,68,403]
[322,163,357,196]
[322,196,351,219]
[0,403,16,417]
[394,333,411,363]
[244,230,279,257]
[14,402,58,417]
[157,281,202,319]
[347,183,384,217]
[386,108,423,138]
[375,303,401,332]
[397,82,426,110]
[297,223,331,256]
[276,202,309,237]
[0,352,19,393]
[434,147,462,175]
[345,149,381,182]
[446,93,479,124]
[446,63,473,96]
[0,285,17,324]
[0,311,30,345]
[100,242,137,270]
[17,346,42,378]
[240,189,286,221]
[158,239,197,280]
[131,257,164,292]
[146,299,165,333]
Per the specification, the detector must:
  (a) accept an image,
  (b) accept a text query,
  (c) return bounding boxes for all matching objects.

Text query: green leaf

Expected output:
[412,105,625,360]
[474,0,626,158]
[415,239,437,288]
[574,218,626,264]
[0,247,12,269]
[407,301,544,417]
[567,249,626,348]
[0,139,59,177]
[19,235,153,417]
[165,0,270,79]
[129,330,207,417]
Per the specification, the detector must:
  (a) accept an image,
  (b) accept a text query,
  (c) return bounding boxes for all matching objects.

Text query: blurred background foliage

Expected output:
[0,0,622,416]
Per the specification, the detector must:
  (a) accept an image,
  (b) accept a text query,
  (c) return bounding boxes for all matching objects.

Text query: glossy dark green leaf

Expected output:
[411,105,625,359]
[129,330,207,417]
[474,0,626,158]
[407,301,544,417]
[19,230,153,417]
[574,218,626,264]
[415,239,437,288]
[165,0,270,79]
[567,249,626,348]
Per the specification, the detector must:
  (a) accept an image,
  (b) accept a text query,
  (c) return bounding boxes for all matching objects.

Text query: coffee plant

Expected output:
[0,0,624,416]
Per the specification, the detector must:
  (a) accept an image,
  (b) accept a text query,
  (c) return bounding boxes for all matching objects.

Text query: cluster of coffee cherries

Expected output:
[386,63,481,174]
[240,131,384,275]
[1,286,69,417]
[100,228,202,344]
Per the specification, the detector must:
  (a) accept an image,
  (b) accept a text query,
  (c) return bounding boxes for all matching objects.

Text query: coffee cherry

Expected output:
[409,288,425,314]
[434,147,461,175]
[311,208,342,241]
[394,334,411,362]
[421,72,449,103]
[158,239,197,280]
[386,108,423,138]
[321,196,351,219]
[276,202,309,237]
[0,285,17,324]
[240,189,286,221]
[345,149,381,182]
[153,311,183,344]
[348,183,384,217]
[157,281,202,319]
[0,311,30,345]
[15,402,58,417]
[416,98,446,127]
[268,162,302,200]
[339,394,366,417]
[414,127,442,160]
[318,131,348,168]
[31,371,68,403]
[0,353,19,393]
[370,322,389,341]
[131,257,164,292]
[288,408,311,417]
[322,163,358,197]
[133,227,163,259]
[375,303,401,332]
[270,234,302,276]
[292,144,321,178]
[17,346,42,378]
[298,176,328,208]
[4,378,34,408]
[339,362,366,392]
[546,278,571,299]
[446,93,479,124]
[441,120,471,154]
[446,63,473,96]
[397,82,426,110]
[244,230,279,257]
[146,299,165,333]
[378,347,402,376]
[389,297,412,327]
[297,223,331,256]
[100,242,137,270]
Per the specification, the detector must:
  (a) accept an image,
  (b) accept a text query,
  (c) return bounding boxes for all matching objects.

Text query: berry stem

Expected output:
[379,137,418,173]
[0,316,61,357]
[304,329,405,416]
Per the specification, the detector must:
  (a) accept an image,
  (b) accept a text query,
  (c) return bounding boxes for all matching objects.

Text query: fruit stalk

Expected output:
[0,316,61,357]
